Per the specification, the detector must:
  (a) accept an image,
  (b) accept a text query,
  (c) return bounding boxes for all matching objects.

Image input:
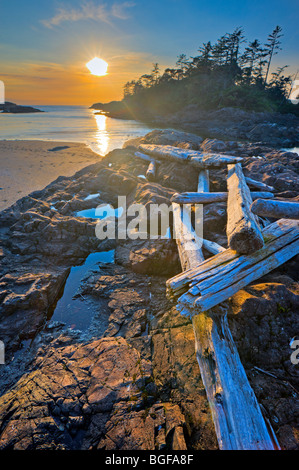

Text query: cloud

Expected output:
[42,1,135,28]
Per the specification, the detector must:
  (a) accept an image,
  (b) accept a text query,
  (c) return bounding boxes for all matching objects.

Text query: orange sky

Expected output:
[2,54,158,105]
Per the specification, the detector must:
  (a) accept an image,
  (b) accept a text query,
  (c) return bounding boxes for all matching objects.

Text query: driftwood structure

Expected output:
[226,163,264,254]
[251,198,299,220]
[171,191,274,204]
[138,143,299,450]
[171,171,279,450]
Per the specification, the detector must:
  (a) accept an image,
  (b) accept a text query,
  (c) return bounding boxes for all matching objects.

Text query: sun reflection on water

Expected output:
[93,113,109,155]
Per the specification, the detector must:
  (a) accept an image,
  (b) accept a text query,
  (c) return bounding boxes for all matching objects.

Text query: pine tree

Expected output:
[151,63,160,83]
[264,26,283,83]
[240,39,267,82]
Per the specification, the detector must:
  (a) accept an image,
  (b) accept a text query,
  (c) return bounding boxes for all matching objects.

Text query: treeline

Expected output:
[122,26,298,115]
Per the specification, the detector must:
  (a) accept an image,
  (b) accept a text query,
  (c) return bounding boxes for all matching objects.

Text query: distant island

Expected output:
[0,101,43,114]
[91,26,299,147]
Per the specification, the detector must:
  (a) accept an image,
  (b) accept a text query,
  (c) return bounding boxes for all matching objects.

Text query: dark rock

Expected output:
[0,101,43,114]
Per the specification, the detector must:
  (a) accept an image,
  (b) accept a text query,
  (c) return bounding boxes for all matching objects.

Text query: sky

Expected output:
[1,0,298,105]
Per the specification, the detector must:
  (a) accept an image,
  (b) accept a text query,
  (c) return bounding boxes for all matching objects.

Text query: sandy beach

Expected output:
[0,140,101,211]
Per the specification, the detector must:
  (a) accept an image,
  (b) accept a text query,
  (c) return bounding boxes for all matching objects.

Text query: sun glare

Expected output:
[86,57,108,76]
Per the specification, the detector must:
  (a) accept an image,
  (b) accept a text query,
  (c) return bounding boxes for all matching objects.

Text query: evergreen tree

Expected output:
[264,26,283,83]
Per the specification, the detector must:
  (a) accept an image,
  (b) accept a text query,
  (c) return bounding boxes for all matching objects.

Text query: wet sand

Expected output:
[0,140,101,211]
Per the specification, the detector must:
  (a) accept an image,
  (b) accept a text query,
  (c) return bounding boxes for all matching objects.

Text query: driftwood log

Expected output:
[134,151,161,164]
[167,218,299,312]
[171,191,274,204]
[251,199,299,220]
[172,172,278,450]
[245,176,275,193]
[202,238,226,255]
[146,160,157,182]
[139,144,243,169]
[172,202,204,270]
[227,163,264,254]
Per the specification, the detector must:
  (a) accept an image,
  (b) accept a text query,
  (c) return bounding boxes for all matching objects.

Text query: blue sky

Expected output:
[1,0,298,104]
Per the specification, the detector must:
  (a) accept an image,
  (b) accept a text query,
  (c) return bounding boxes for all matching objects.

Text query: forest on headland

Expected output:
[92,26,299,119]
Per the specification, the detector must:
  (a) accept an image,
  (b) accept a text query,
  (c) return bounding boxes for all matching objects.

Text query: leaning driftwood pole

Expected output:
[145,160,157,182]
[139,144,243,169]
[171,191,274,204]
[172,171,278,450]
[227,163,264,254]
[251,199,299,220]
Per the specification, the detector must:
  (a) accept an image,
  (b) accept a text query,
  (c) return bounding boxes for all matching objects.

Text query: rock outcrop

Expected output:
[0,102,43,113]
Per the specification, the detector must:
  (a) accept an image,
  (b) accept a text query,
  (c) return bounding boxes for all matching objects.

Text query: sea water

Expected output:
[0,105,152,156]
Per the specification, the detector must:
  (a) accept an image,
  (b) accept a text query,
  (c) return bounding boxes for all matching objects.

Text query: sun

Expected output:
[86,57,108,76]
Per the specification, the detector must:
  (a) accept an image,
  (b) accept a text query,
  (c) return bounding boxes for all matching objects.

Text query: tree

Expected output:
[264,26,283,83]
[240,39,267,82]
[176,54,191,78]
[269,65,292,99]
[227,27,246,64]
[151,63,160,83]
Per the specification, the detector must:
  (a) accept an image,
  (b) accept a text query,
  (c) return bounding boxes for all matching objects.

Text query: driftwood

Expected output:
[245,176,275,193]
[134,151,161,164]
[146,160,157,182]
[139,144,243,169]
[251,199,299,220]
[171,191,274,204]
[172,202,204,270]
[172,172,278,450]
[227,163,264,254]
[202,238,226,255]
[167,219,299,312]
[197,169,210,192]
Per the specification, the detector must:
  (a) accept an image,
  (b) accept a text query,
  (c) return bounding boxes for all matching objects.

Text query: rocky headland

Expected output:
[0,129,298,450]
[91,102,299,148]
[0,102,43,114]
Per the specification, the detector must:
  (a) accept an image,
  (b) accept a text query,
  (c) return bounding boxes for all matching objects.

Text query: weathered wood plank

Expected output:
[171,191,274,204]
[197,169,210,192]
[167,218,299,297]
[245,176,275,193]
[138,144,243,168]
[146,160,157,182]
[227,163,264,254]
[170,219,299,313]
[172,202,204,270]
[192,311,279,450]
[251,199,299,220]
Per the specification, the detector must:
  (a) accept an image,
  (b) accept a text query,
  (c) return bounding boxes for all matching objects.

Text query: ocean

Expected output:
[0,105,153,155]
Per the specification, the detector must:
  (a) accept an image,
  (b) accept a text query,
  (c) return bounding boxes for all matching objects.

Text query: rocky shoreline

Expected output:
[91,102,299,148]
[0,129,298,450]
